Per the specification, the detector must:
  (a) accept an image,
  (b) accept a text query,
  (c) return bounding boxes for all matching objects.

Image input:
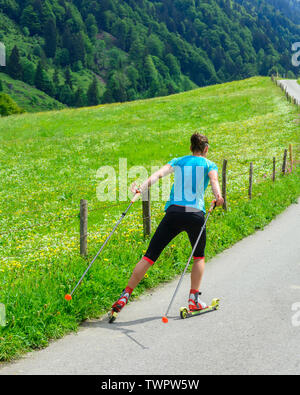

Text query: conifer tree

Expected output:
[44,18,57,58]
[34,61,54,96]
[21,59,35,85]
[74,87,87,107]
[87,76,101,106]
[7,46,23,80]
[53,68,59,86]
[65,67,73,89]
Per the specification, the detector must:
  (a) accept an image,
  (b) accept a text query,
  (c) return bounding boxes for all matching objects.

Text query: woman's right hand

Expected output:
[130,182,141,195]
[130,182,137,194]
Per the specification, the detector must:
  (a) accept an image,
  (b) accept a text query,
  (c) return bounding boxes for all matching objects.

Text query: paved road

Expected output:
[1,200,300,375]
[278,80,300,104]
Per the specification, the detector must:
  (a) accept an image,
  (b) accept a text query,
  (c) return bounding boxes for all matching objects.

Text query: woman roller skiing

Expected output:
[110,133,224,321]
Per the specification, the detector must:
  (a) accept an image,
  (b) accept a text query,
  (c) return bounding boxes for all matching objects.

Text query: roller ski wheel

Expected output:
[211,298,220,310]
[108,309,118,324]
[180,307,189,319]
[180,298,220,319]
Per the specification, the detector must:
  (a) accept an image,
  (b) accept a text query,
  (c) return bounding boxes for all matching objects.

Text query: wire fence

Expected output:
[0,146,298,264]
[0,201,127,237]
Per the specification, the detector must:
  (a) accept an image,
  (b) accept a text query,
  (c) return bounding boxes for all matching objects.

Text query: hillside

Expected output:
[0,0,299,111]
[0,76,300,360]
[0,72,65,112]
[264,0,300,23]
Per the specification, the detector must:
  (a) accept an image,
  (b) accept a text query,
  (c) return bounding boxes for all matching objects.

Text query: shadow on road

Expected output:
[82,314,179,350]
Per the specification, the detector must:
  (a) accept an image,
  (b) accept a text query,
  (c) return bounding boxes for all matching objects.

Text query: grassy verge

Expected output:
[0,167,299,362]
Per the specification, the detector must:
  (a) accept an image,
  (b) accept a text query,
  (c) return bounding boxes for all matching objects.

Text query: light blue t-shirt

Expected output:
[165,155,218,213]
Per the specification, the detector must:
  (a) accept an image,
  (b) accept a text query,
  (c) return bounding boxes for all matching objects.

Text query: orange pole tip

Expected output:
[65,294,72,301]
[162,316,168,324]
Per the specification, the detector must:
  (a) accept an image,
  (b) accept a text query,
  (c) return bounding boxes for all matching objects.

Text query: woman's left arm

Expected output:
[208,170,224,206]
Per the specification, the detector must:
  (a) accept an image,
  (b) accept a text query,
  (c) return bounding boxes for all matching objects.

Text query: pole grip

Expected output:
[131,188,142,203]
[209,200,217,213]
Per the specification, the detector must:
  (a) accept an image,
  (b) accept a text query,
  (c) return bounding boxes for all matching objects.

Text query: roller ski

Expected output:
[180,291,220,319]
[108,288,132,323]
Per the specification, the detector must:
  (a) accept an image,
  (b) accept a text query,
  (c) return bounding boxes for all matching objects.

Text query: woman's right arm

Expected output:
[131,164,174,195]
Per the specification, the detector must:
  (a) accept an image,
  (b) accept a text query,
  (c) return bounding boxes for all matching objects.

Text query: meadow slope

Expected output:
[0,72,65,113]
[0,76,299,360]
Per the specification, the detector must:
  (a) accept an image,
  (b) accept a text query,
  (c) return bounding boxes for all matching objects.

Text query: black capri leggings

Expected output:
[143,205,206,265]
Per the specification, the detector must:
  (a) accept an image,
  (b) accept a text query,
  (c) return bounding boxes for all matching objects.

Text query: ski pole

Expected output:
[65,190,142,301]
[162,200,217,323]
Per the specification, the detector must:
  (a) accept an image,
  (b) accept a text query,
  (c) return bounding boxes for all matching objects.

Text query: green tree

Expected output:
[129,39,145,62]
[74,87,87,107]
[85,14,98,41]
[165,53,181,79]
[59,85,74,106]
[21,59,36,85]
[7,46,23,80]
[127,65,139,91]
[20,5,41,35]
[55,48,70,67]
[87,76,101,106]
[286,70,296,79]
[34,61,54,96]
[0,93,24,116]
[102,71,130,103]
[0,0,20,19]
[144,55,159,96]
[33,44,43,57]
[112,19,128,50]
[65,67,73,89]
[53,68,60,86]
[44,18,57,58]
[146,34,164,58]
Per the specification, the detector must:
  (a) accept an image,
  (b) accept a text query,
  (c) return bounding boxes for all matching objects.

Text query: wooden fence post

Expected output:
[289,144,293,172]
[272,157,276,182]
[282,149,287,175]
[142,189,151,238]
[80,199,88,257]
[222,159,227,211]
[248,162,253,200]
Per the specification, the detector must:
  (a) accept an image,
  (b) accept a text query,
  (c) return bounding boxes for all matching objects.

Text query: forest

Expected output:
[0,0,299,109]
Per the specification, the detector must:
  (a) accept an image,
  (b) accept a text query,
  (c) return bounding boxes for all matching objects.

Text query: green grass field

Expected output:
[0,76,299,361]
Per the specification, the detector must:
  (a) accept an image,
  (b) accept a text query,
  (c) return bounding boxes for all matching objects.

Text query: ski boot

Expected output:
[188,290,208,312]
[108,288,132,323]
[180,290,220,319]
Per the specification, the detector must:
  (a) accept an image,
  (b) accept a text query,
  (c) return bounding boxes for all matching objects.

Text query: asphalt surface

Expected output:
[278,80,300,104]
[1,199,300,375]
